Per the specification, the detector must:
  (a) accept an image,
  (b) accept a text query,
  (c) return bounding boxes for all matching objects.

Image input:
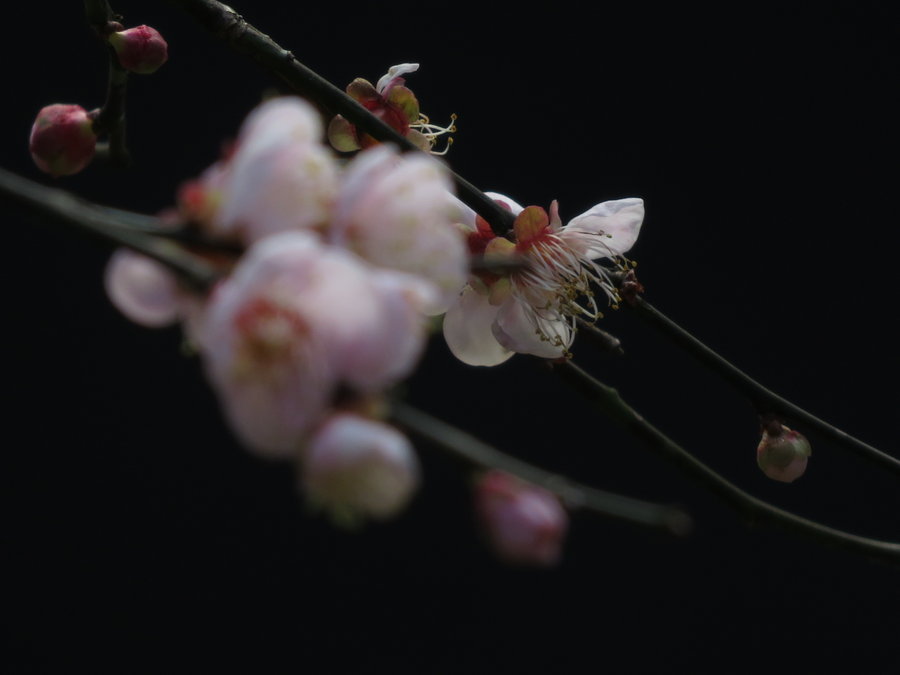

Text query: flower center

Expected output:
[232,297,311,380]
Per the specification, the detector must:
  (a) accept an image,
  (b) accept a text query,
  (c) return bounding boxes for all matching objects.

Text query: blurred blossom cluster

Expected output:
[99,81,644,560]
[105,96,468,525]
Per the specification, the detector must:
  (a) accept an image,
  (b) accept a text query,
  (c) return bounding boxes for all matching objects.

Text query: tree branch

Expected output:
[629,296,900,476]
[553,359,900,564]
[0,166,219,291]
[84,0,131,167]
[167,0,515,238]
[390,400,692,536]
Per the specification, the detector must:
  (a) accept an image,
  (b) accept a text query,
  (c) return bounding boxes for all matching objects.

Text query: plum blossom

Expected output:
[329,144,468,314]
[327,63,456,154]
[301,413,420,525]
[194,97,340,244]
[443,193,644,365]
[198,232,430,458]
[475,471,568,566]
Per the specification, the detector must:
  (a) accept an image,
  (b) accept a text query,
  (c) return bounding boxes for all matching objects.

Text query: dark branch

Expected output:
[167,0,515,238]
[630,297,900,476]
[553,359,900,564]
[0,167,219,291]
[84,0,131,166]
[390,400,692,536]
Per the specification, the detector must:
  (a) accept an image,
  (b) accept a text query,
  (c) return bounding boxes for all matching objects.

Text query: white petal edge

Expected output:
[492,298,567,360]
[442,286,514,367]
[376,63,420,93]
[565,197,644,258]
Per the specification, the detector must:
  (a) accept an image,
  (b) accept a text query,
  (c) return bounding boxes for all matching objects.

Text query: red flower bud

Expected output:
[108,25,168,74]
[757,424,811,483]
[29,104,97,177]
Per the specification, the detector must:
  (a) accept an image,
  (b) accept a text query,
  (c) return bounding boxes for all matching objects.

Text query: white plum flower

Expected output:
[198,232,429,458]
[179,97,340,244]
[443,192,644,366]
[301,413,420,525]
[329,144,469,314]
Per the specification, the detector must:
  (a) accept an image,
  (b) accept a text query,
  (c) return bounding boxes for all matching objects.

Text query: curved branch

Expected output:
[390,400,692,536]
[553,359,900,564]
[630,297,900,476]
[0,167,218,290]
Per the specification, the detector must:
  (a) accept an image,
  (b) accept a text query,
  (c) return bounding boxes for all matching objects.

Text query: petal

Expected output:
[564,198,644,258]
[485,192,525,216]
[442,286,514,366]
[104,249,181,327]
[493,299,568,359]
[376,63,420,93]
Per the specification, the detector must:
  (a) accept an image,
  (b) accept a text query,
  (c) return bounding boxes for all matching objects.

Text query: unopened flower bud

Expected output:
[300,414,420,526]
[108,25,168,74]
[29,104,96,177]
[757,424,811,483]
[475,471,568,566]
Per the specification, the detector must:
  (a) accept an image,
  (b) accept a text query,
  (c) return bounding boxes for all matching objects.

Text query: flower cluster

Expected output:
[443,192,645,366]
[106,96,469,524]
[328,63,456,155]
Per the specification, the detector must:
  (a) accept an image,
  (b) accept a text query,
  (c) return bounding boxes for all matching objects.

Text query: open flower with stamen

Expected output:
[443,192,644,366]
[328,63,456,155]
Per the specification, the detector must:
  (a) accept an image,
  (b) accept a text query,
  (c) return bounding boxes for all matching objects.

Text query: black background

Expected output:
[3,1,899,672]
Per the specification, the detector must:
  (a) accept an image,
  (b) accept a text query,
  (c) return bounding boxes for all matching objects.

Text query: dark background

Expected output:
[3,1,898,672]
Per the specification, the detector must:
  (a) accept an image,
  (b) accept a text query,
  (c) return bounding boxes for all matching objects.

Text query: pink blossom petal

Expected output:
[236,97,323,152]
[337,270,431,392]
[564,197,644,258]
[442,286,513,366]
[104,248,181,327]
[332,146,467,314]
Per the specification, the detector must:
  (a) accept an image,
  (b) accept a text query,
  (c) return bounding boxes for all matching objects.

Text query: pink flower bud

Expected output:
[29,104,96,177]
[757,424,811,483]
[475,471,568,566]
[104,248,182,327]
[108,25,168,74]
[301,413,420,525]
